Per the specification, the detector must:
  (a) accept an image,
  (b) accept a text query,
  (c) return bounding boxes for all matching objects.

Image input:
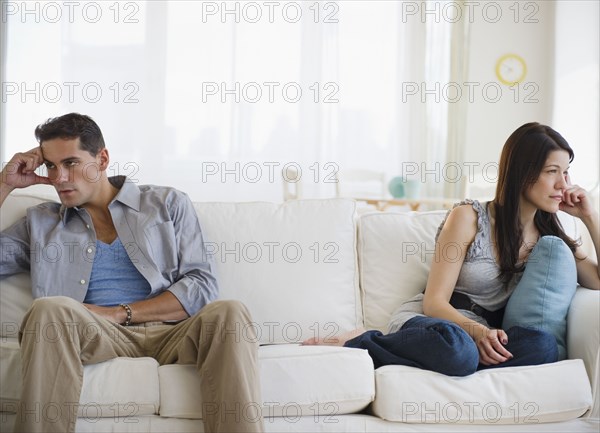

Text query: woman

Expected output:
[303,122,600,376]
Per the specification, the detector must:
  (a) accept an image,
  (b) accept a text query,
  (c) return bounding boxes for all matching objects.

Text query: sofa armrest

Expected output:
[567,287,599,418]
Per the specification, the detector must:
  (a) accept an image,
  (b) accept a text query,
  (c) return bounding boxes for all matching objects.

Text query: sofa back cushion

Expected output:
[1,189,57,340]
[1,192,361,344]
[358,211,445,332]
[358,207,579,333]
[0,187,59,230]
[194,199,361,344]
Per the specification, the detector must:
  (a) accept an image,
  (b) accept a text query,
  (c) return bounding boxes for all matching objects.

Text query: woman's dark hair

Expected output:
[34,113,105,156]
[493,122,580,281]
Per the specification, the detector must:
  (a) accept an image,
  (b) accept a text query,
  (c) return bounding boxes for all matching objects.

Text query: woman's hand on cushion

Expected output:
[475,327,513,365]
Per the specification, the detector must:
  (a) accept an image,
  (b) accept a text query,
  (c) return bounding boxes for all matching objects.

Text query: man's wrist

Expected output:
[118,304,133,325]
[0,180,15,196]
[0,181,15,207]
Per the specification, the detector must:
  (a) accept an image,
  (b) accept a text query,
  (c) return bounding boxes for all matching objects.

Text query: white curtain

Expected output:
[2,0,452,202]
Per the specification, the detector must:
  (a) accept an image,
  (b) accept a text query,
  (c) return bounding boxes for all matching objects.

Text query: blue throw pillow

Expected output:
[502,236,577,360]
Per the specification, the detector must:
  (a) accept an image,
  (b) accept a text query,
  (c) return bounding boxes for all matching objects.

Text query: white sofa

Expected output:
[1,189,598,432]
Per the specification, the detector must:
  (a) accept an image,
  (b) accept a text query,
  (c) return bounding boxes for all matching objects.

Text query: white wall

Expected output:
[463,0,599,199]
[553,0,599,192]
[553,0,600,258]
[464,1,556,184]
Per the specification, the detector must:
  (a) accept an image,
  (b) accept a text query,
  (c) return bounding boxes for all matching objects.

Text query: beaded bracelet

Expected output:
[119,303,132,326]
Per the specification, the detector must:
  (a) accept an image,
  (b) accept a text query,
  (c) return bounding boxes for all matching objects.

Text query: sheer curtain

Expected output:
[2,0,452,202]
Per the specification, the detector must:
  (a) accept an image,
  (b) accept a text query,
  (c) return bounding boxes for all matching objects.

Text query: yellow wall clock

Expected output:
[495,53,527,85]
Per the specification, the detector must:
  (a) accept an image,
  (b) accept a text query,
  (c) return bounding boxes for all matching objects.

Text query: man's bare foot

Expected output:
[301,327,367,347]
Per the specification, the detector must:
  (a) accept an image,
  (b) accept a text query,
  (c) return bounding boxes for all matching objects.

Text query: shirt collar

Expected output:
[59,176,141,224]
[109,176,141,211]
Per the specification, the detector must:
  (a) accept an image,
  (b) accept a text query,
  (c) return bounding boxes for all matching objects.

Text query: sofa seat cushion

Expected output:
[79,357,161,417]
[372,359,592,424]
[158,344,375,419]
[0,342,160,418]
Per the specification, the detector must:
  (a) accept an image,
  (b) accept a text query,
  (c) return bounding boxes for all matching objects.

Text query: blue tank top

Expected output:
[84,238,152,306]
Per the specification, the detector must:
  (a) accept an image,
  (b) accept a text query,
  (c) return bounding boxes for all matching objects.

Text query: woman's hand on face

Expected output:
[560,175,595,219]
[475,327,513,366]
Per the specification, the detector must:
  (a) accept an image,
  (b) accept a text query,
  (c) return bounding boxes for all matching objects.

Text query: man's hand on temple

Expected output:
[1,147,51,190]
[1,147,52,206]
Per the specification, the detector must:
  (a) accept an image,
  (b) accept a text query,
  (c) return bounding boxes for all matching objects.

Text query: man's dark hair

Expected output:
[34,113,105,156]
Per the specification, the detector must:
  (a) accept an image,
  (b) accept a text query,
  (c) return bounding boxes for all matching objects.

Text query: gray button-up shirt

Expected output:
[0,176,218,316]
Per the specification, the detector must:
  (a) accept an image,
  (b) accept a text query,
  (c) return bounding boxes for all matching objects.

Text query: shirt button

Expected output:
[87,247,93,254]
[80,279,86,285]
[86,224,91,229]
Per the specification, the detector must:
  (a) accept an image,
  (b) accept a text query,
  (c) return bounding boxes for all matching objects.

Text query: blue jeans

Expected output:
[344,316,558,376]
[345,235,576,376]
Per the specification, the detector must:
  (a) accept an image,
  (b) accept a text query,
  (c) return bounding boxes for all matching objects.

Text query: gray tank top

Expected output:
[387,199,520,332]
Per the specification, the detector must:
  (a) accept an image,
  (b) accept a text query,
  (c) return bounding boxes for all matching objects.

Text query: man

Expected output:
[0,113,263,433]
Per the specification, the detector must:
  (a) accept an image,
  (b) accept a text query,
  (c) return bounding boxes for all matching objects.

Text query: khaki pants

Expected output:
[14,296,264,433]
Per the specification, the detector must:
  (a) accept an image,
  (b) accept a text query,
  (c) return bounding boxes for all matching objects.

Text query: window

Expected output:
[2,1,453,202]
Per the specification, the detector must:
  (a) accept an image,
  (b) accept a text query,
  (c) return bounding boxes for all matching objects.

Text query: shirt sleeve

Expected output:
[165,191,219,316]
[0,216,31,277]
